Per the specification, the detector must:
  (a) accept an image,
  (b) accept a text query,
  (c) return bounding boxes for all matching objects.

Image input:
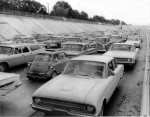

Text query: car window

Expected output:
[14,47,22,54]
[53,54,60,63]
[83,45,87,50]
[63,60,105,78]
[0,46,13,55]
[112,60,117,70]
[30,45,40,51]
[108,61,114,76]
[108,62,114,71]
[34,54,51,62]
[59,53,64,60]
[22,46,29,53]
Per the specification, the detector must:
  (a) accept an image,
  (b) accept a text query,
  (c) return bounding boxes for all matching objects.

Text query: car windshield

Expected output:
[62,44,82,51]
[63,60,105,78]
[0,46,13,55]
[64,38,81,42]
[34,54,52,62]
[96,38,107,43]
[111,44,132,52]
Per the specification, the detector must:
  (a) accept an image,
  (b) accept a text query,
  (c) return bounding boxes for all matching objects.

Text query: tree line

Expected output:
[0,0,126,25]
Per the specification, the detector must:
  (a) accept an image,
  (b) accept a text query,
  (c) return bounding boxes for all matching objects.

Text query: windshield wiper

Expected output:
[75,73,94,78]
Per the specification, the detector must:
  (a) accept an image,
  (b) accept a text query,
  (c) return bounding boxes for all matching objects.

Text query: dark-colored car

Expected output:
[24,51,69,81]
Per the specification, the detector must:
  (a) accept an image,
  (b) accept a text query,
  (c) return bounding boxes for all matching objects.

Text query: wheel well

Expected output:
[103,99,107,107]
[0,62,9,70]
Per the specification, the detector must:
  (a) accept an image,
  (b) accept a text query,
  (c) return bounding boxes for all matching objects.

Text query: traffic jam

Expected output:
[0,28,143,116]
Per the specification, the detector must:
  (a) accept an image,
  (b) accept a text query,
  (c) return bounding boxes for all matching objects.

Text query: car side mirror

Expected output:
[109,69,115,76]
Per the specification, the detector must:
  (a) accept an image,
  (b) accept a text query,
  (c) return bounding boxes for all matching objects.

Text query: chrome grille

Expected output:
[115,58,128,62]
[36,98,93,115]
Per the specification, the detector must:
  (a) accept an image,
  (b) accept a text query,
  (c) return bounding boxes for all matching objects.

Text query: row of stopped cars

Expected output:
[29,30,142,116]
[0,29,142,116]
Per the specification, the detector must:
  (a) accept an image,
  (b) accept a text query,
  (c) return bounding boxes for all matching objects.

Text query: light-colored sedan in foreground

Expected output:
[0,72,22,96]
[104,43,139,67]
[31,55,124,116]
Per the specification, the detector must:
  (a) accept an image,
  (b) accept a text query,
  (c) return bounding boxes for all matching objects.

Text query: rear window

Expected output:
[30,45,40,51]
[34,54,52,62]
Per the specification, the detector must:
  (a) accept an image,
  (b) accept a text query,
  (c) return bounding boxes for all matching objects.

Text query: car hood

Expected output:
[104,51,134,58]
[33,74,105,103]
[63,51,81,56]
[0,54,10,60]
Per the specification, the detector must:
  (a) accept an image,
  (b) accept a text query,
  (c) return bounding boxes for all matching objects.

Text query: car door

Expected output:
[58,53,69,72]
[22,46,34,63]
[105,61,118,100]
[87,44,96,54]
[12,47,25,66]
[52,54,62,74]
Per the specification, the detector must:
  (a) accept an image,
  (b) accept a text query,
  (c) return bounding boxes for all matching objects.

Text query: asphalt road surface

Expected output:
[0,29,148,116]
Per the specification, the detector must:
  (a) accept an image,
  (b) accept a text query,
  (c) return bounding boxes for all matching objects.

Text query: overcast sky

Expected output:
[35,0,150,25]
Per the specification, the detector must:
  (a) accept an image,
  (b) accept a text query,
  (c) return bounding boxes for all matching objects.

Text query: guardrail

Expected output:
[0,8,98,24]
[140,33,150,116]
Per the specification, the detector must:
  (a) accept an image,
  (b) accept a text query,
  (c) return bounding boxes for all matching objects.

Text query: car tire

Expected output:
[0,63,7,72]
[51,71,57,79]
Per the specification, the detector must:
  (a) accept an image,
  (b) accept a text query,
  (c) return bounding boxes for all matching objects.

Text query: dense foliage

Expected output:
[0,0,126,25]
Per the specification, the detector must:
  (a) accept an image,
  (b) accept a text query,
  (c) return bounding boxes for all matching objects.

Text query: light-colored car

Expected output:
[125,37,141,48]
[0,44,45,72]
[31,55,124,116]
[95,36,112,52]
[24,51,69,81]
[0,72,22,96]
[104,43,139,67]
[61,42,97,58]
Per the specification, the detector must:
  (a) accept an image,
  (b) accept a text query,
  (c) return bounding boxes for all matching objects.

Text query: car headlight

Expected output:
[128,58,135,62]
[86,105,95,114]
[34,98,42,104]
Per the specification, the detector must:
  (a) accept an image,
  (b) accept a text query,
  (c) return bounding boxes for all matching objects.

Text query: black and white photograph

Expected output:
[0,0,149,116]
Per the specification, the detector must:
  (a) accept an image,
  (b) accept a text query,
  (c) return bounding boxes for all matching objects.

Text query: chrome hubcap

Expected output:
[0,65,4,72]
[52,72,57,78]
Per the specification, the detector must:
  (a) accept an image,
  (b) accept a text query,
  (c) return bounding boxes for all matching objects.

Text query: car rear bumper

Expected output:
[24,68,51,79]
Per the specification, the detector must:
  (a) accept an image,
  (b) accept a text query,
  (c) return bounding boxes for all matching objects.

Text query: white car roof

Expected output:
[71,55,113,64]
[0,43,39,48]
[113,43,134,46]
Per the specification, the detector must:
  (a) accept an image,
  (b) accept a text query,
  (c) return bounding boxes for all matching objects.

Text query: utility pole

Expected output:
[47,3,49,14]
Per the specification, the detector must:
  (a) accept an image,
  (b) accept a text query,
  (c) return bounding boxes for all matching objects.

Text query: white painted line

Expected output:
[140,33,150,116]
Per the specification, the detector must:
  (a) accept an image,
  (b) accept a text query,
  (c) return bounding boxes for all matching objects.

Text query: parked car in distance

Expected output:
[0,72,22,96]
[104,43,139,67]
[24,51,69,81]
[64,37,82,42]
[31,55,124,116]
[0,44,45,72]
[61,42,97,58]
[125,37,141,48]
[110,34,125,43]
[95,36,112,53]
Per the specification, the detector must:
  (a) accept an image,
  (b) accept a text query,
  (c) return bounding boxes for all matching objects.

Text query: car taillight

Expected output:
[49,65,54,69]
[28,62,31,67]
